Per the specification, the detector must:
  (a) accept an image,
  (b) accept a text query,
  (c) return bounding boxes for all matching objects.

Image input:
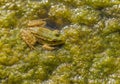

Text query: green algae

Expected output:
[84,0,120,9]
[0,0,120,84]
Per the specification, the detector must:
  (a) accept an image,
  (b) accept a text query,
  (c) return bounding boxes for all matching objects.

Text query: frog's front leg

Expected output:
[42,44,55,50]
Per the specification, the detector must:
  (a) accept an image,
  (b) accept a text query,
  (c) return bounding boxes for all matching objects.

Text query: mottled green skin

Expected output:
[0,0,120,84]
[28,27,64,46]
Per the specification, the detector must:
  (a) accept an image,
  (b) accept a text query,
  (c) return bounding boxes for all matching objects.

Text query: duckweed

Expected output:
[0,0,120,84]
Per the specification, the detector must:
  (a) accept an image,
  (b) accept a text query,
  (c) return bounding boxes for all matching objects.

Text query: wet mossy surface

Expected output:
[0,0,120,84]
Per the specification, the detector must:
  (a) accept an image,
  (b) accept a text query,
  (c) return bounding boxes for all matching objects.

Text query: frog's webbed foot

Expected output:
[42,44,55,50]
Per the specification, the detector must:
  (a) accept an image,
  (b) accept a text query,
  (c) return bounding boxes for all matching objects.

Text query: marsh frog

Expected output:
[21,19,64,50]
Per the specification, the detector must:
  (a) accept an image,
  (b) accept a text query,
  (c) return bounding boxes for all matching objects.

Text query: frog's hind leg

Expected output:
[20,29,36,50]
[27,42,36,50]
[22,36,36,50]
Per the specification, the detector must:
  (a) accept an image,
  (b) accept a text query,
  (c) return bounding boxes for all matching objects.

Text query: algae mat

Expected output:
[0,0,120,84]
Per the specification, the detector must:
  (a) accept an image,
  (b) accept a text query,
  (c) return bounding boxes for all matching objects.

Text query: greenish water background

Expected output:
[0,0,120,84]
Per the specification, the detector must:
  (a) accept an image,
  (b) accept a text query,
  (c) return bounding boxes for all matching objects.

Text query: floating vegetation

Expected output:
[0,0,120,84]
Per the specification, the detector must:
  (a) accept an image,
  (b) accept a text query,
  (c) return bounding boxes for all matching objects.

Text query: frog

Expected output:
[20,19,64,50]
